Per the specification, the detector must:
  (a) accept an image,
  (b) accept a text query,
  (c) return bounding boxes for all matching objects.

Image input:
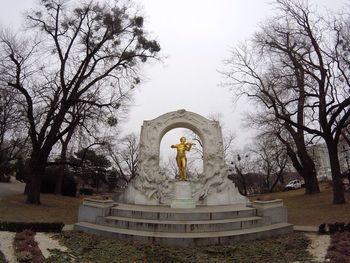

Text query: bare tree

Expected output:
[0,88,30,177]
[251,134,290,193]
[342,125,350,147]
[108,133,139,183]
[160,154,199,180]
[228,152,258,195]
[54,89,127,195]
[186,113,236,162]
[222,0,350,204]
[245,110,319,194]
[229,135,291,195]
[0,0,160,204]
[0,89,18,146]
[160,156,179,179]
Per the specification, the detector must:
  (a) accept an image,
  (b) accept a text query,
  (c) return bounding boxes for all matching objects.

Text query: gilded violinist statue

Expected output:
[171,137,195,181]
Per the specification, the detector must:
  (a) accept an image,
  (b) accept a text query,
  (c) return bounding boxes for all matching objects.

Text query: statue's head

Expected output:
[180,136,186,143]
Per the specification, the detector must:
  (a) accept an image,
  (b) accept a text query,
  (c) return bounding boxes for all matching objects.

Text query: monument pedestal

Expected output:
[171,181,196,209]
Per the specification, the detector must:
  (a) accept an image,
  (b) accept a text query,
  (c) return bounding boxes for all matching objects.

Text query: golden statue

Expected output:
[171,137,195,181]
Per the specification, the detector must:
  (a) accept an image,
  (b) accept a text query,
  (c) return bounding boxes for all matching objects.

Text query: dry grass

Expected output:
[252,182,350,226]
[0,194,82,224]
[0,182,349,227]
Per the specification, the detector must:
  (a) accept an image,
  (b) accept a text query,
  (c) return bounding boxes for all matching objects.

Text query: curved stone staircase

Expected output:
[74,201,293,246]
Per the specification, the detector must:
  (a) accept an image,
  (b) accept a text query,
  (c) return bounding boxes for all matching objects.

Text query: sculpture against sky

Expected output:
[116,109,247,206]
[171,136,195,181]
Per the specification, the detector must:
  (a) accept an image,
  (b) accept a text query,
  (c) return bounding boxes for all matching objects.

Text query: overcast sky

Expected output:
[0,0,348,159]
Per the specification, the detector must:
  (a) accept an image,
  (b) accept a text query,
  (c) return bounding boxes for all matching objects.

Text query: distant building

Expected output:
[309,139,350,180]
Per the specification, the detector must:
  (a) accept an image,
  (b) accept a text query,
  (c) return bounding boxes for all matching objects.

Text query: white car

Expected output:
[285,180,302,190]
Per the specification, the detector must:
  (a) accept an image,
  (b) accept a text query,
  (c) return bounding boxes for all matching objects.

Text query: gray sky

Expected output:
[0,0,348,158]
[127,0,274,146]
[125,0,348,159]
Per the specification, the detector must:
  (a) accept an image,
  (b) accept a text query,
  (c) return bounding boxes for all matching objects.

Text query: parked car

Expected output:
[284,180,302,191]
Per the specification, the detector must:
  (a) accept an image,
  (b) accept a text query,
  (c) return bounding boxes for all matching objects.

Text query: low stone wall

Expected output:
[252,199,288,224]
[78,198,115,224]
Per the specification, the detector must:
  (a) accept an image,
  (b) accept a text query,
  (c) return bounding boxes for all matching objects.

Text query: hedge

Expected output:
[41,168,77,197]
[79,188,94,195]
[0,221,65,232]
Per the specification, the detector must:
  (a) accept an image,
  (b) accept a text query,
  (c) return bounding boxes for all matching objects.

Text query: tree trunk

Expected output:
[55,172,64,195]
[55,152,66,195]
[278,131,320,195]
[301,166,319,195]
[55,130,73,195]
[301,164,320,194]
[326,140,346,204]
[235,166,247,196]
[25,153,47,204]
[270,172,284,193]
[286,147,320,194]
[25,174,42,204]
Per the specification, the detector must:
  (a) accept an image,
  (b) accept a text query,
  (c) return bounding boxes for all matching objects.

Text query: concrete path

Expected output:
[0,177,25,200]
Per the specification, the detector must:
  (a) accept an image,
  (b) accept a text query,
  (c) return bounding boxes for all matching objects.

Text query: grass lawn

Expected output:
[252,182,350,226]
[0,194,82,224]
[0,182,349,227]
[1,187,348,262]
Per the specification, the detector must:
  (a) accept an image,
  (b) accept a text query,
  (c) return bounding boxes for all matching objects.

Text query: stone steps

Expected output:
[74,221,293,246]
[113,203,252,212]
[111,204,257,220]
[75,201,293,246]
[102,215,264,233]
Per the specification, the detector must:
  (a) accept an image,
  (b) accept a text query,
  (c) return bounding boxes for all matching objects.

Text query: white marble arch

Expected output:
[139,109,223,181]
[117,109,247,206]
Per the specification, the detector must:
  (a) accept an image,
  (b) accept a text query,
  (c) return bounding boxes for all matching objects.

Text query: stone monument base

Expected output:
[75,199,293,246]
[171,181,196,209]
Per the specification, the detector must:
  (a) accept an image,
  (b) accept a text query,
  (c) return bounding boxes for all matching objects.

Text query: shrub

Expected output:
[41,167,77,196]
[79,188,94,195]
[61,175,77,196]
[0,174,11,183]
[318,223,327,235]
[16,251,33,262]
[0,221,64,233]
[318,222,349,235]
[326,232,350,263]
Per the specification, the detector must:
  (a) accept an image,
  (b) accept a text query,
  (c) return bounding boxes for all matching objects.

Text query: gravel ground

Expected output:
[0,177,25,200]
[0,231,16,263]
[306,233,330,262]
[35,232,67,259]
